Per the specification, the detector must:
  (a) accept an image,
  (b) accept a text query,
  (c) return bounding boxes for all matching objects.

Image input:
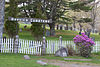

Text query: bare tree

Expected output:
[0,0,5,52]
[97,24,100,35]
[89,0,98,33]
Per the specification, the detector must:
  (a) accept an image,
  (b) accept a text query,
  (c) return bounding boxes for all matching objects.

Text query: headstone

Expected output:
[60,25,63,30]
[3,36,6,43]
[3,36,6,39]
[46,30,50,36]
[37,60,47,65]
[24,25,27,29]
[91,37,95,41]
[70,27,72,30]
[24,55,30,60]
[56,25,59,30]
[95,30,98,33]
[79,32,81,35]
[55,47,68,57]
[20,28,22,32]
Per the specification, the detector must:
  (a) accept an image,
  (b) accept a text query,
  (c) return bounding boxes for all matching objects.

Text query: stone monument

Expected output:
[24,55,30,60]
[55,47,68,57]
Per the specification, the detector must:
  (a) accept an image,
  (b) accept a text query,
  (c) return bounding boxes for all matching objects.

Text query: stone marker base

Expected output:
[24,55,30,60]
[64,58,92,61]
[37,60,47,65]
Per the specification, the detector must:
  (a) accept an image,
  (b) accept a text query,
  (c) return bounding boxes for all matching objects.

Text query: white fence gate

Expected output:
[1,38,100,55]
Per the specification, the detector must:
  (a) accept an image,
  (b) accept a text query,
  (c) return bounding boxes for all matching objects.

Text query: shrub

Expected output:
[31,23,44,41]
[67,45,76,56]
[73,33,95,57]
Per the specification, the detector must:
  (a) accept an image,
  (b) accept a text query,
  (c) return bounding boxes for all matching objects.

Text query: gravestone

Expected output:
[70,27,72,30]
[24,25,27,29]
[55,47,68,57]
[56,25,59,30]
[46,30,50,36]
[91,37,95,41]
[37,60,47,65]
[3,36,6,39]
[24,55,30,60]
[60,25,63,30]
[79,32,81,35]
[20,28,22,32]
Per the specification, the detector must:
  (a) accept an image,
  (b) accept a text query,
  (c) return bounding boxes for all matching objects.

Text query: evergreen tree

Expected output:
[17,0,68,36]
[5,0,19,38]
[31,2,45,40]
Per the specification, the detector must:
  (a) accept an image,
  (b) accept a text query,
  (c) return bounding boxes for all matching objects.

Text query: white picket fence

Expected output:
[1,38,42,55]
[1,38,100,55]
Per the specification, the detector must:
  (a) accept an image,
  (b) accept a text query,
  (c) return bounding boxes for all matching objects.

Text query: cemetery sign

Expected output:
[8,17,52,23]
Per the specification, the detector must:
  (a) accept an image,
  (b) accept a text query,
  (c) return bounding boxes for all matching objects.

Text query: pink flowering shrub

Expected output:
[73,33,95,47]
[73,33,95,57]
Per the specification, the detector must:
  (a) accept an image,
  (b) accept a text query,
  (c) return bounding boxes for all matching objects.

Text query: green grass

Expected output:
[16,23,78,40]
[3,23,100,41]
[0,53,100,66]
[17,29,100,41]
[40,53,100,64]
[0,53,59,67]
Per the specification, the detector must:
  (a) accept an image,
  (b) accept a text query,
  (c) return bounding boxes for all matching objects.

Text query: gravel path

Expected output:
[40,59,100,67]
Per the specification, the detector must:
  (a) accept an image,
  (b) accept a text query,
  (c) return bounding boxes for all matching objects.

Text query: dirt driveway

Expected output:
[40,59,100,67]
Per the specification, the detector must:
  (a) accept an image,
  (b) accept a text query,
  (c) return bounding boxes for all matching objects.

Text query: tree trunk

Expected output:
[73,22,76,31]
[92,25,95,33]
[0,0,5,52]
[99,32,100,35]
[49,23,55,36]
[79,23,82,35]
[66,24,68,30]
[87,29,91,38]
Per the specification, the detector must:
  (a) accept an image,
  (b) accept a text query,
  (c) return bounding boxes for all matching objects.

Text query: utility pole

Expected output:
[0,0,5,52]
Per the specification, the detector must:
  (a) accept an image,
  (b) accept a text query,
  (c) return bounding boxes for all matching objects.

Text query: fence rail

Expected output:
[0,38,100,55]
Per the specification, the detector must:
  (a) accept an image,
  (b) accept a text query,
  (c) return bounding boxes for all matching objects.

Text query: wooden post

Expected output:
[42,36,46,55]
[14,35,19,53]
[59,36,62,48]
[0,0,5,52]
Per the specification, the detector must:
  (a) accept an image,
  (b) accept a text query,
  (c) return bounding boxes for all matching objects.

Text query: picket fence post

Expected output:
[0,38,2,52]
[59,36,62,48]
[41,36,46,55]
[14,35,19,53]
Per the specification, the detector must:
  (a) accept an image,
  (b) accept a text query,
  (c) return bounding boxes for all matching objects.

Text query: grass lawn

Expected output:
[0,53,100,67]
[40,53,100,64]
[0,53,59,67]
[3,23,100,41]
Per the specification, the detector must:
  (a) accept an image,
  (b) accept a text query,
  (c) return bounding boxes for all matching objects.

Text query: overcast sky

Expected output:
[5,0,9,2]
